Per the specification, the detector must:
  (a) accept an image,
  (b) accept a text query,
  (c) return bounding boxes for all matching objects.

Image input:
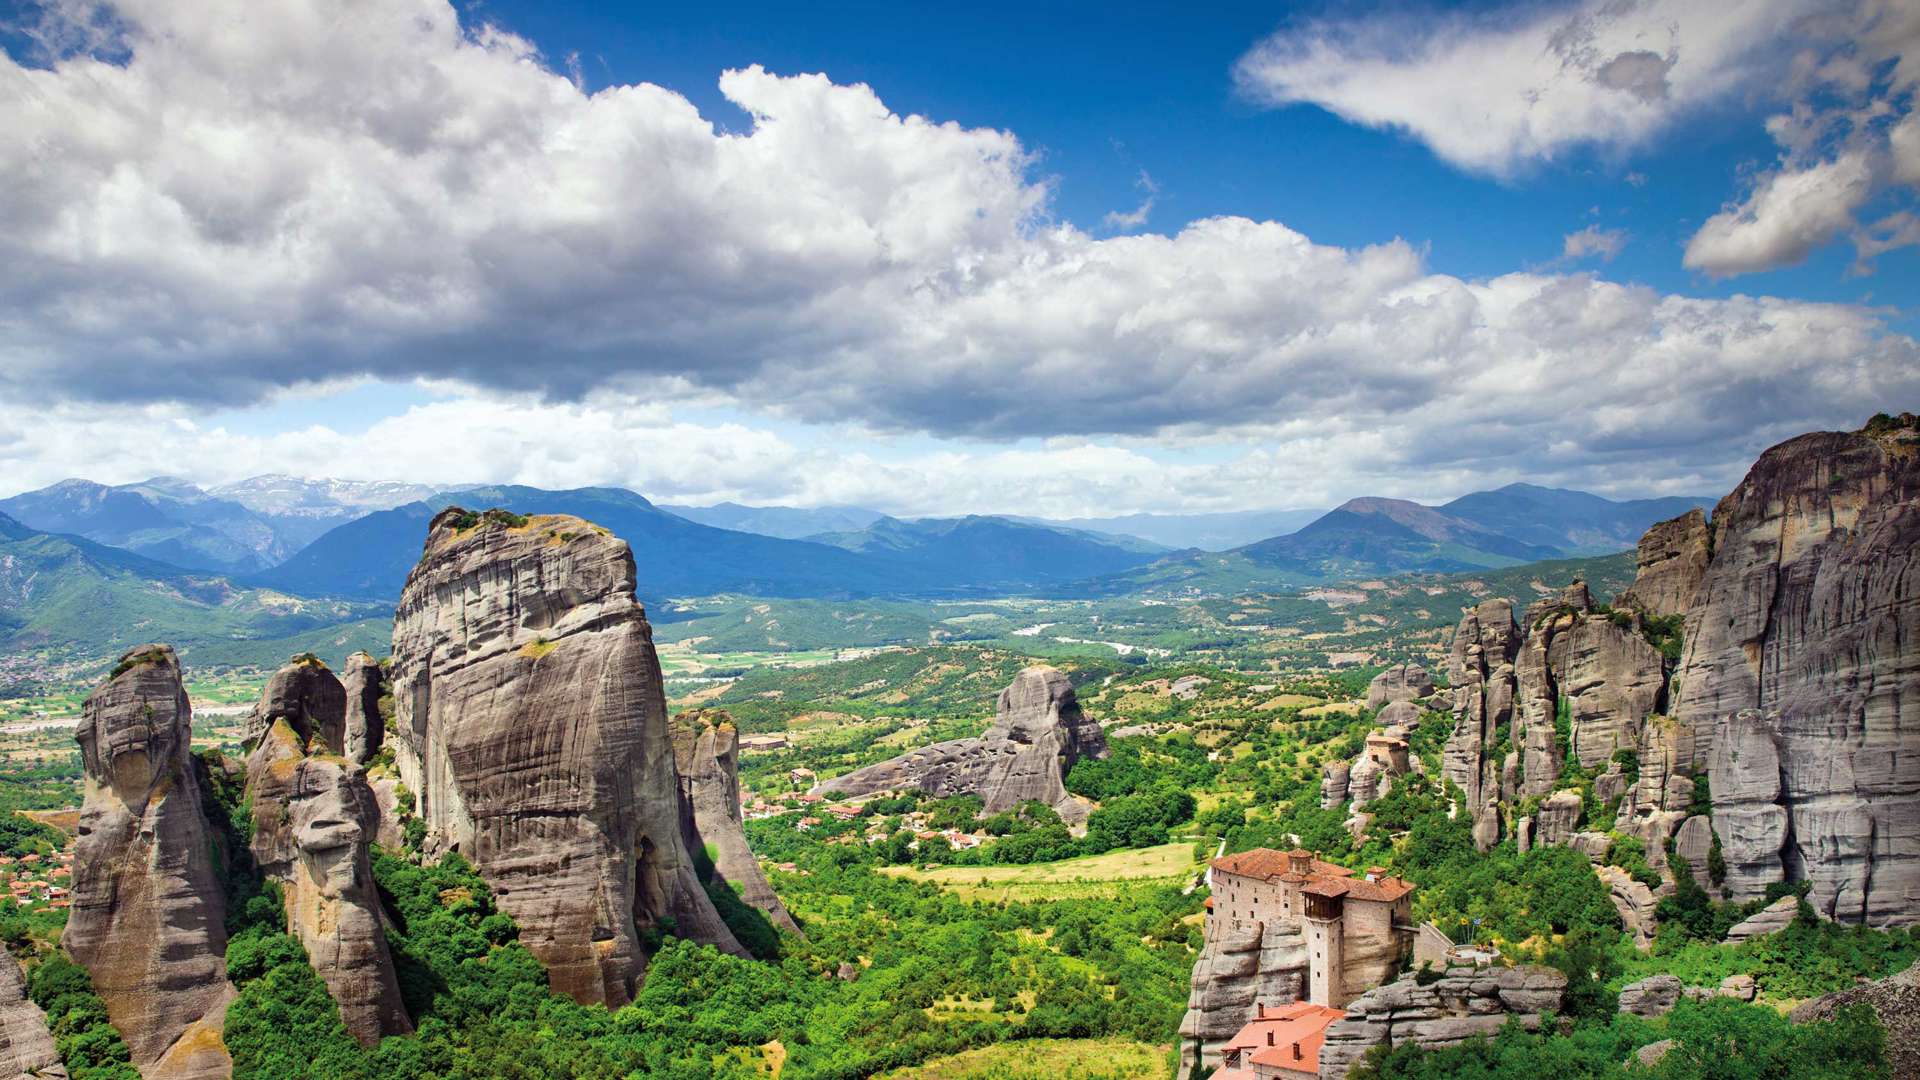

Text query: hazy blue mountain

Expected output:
[209,474,439,549]
[0,511,379,661]
[807,515,1169,591]
[1015,508,1325,551]
[660,501,887,540]
[1235,497,1560,577]
[0,477,290,575]
[1437,483,1713,555]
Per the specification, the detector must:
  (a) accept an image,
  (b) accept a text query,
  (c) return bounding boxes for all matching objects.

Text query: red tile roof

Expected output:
[1212,847,1414,903]
[1223,1001,1346,1077]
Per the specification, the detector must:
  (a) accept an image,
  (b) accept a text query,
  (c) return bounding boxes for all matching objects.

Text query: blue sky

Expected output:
[0,0,1916,515]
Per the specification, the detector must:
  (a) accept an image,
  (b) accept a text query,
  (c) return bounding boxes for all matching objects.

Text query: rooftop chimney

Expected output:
[1267,1032,1275,1046]
[1294,1042,1303,1061]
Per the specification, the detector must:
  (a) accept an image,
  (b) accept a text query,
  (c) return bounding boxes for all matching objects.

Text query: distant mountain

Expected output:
[0,477,292,575]
[1082,485,1713,597]
[806,515,1169,590]
[0,511,381,665]
[1436,484,1712,555]
[1015,508,1325,551]
[209,474,438,548]
[255,486,923,602]
[660,502,887,540]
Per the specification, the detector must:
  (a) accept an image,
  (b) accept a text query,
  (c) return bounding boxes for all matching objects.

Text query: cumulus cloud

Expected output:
[1560,224,1627,262]
[1233,0,1808,178]
[1684,150,1878,274]
[0,0,1915,504]
[1102,170,1158,231]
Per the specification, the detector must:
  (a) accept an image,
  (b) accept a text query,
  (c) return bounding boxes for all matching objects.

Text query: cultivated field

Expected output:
[879,841,1206,901]
[873,1038,1170,1079]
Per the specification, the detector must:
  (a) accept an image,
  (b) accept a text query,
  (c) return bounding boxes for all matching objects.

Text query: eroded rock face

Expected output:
[1516,583,1665,775]
[246,719,410,1046]
[244,657,347,754]
[389,508,744,1007]
[1443,600,1521,852]
[0,949,63,1079]
[1177,921,1307,1074]
[1674,422,1920,926]
[1723,895,1800,943]
[1790,960,1920,1080]
[671,711,800,936]
[1616,509,1711,619]
[1320,762,1351,810]
[340,652,387,765]
[1618,974,1682,1018]
[1366,664,1433,708]
[1533,790,1584,847]
[1597,865,1659,951]
[816,666,1107,826]
[1316,965,1566,1080]
[66,645,232,1076]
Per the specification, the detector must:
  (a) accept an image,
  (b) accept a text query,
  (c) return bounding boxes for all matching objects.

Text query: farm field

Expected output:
[880,841,1207,901]
[873,1038,1170,1079]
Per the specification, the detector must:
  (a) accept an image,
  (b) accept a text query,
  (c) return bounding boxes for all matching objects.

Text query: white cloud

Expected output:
[1684,150,1879,274]
[1561,224,1627,262]
[1233,0,1809,178]
[1102,170,1158,231]
[0,0,1913,507]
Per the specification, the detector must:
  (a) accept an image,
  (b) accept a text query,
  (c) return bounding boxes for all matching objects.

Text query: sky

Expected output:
[0,0,1915,517]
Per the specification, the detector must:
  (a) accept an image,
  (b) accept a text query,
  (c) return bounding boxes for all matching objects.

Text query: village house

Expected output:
[1212,1001,1346,1080]
[1208,848,1415,1008]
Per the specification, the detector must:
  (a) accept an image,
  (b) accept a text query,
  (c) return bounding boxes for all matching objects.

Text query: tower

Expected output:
[1304,884,1345,1006]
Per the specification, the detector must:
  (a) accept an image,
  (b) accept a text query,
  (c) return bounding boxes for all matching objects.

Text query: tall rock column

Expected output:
[1616,508,1711,619]
[672,711,801,935]
[1515,583,1665,777]
[340,651,387,765]
[242,654,347,753]
[389,508,744,1007]
[1442,599,1519,851]
[66,644,232,1079]
[1673,419,1920,925]
[244,658,411,1046]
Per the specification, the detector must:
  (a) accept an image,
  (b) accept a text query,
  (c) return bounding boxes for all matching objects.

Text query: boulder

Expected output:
[1367,664,1434,708]
[1320,761,1351,810]
[672,711,801,936]
[244,655,347,754]
[1618,974,1683,1017]
[1375,700,1421,737]
[340,651,387,765]
[0,949,63,1079]
[1346,753,1390,808]
[1534,790,1584,847]
[1636,1039,1675,1068]
[65,645,232,1077]
[388,508,745,1008]
[1615,508,1711,619]
[1316,965,1566,1080]
[1723,895,1800,943]
[1567,832,1612,862]
[1672,815,1715,878]
[1177,921,1308,1074]
[1597,865,1659,951]
[1672,421,1920,926]
[1790,960,1919,1079]
[1717,974,1756,1001]
[817,666,1107,826]
[246,717,411,1045]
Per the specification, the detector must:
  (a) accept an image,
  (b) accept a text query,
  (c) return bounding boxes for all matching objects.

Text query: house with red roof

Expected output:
[1208,848,1414,1008]
[1212,1001,1346,1080]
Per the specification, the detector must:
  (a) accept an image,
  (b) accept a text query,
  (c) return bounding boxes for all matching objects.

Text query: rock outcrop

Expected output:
[340,652,387,765]
[245,713,410,1045]
[1443,599,1521,851]
[815,666,1107,827]
[1366,663,1433,708]
[1789,960,1919,1079]
[1320,761,1351,810]
[672,711,800,936]
[1723,895,1800,943]
[65,645,232,1078]
[1673,420,1920,926]
[1596,865,1659,951]
[1615,508,1711,619]
[1316,965,1566,1080]
[0,949,64,1079]
[388,508,744,1008]
[1177,921,1307,1074]
[1617,973,1683,1017]
[1516,582,1665,774]
[243,655,347,753]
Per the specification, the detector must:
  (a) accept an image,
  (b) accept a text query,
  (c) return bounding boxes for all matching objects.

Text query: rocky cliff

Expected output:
[672,711,800,935]
[1177,921,1308,1074]
[1615,508,1710,619]
[1442,599,1521,851]
[245,666,411,1045]
[242,655,347,754]
[340,651,387,765]
[1315,965,1566,1080]
[815,666,1107,826]
[1673,419,1920,925]
[65,644,233,1079]
[388,507,744,1007]
[0,949,63,1079]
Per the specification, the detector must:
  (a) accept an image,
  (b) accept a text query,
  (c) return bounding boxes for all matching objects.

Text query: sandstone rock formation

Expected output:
[815,666,1107,826]
[1723,895,1801,943]
[340,652,387,765]
[0,950,64,1079]
[1366,663,1433,708]
[1443,599,1521,851]
[1789,960,1919,1079]
[389,508,744,1008]
[1516,582,1665,774]
[1316,965,1566,1080]
[243,655,347,754]
[246,715,410,1045]
[66,645,232,1078]
[1320,761,1351,810]
[1617,973,1682,1017]
[1673,420,1920,926]
[1177,921,1307,1074]
[672,711,800,936]
[1615,508,1711,619]
[1597,865,1659,951]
